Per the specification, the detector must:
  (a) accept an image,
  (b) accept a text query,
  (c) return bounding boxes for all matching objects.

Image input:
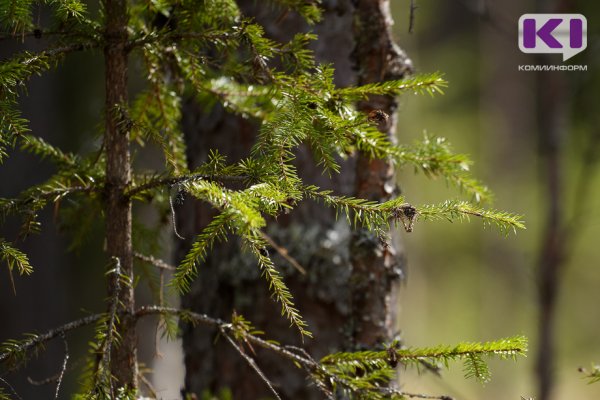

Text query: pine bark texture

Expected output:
[103,0,137,389]
[349,0,412,348]
[178,1,410,398]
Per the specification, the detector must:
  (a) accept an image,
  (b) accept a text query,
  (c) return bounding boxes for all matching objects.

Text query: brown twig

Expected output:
[126,173,246,199]
[138,371,158,398]
[0,314,103,363]
[221,329,282,400]
[409,0,418,34]
[1,305,454,400]
[260,232,306,275]
[27,359,84,386]
[0,377,22,400]
[0,30,94,41]
[53,334,69,399]
[133,252,177,271]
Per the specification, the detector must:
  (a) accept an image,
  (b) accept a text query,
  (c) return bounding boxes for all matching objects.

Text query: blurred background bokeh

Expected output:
[1,0,599,399]
[390,1,600,399]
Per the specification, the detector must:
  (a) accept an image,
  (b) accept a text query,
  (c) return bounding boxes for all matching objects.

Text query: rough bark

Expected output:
[349,0,412,348]
[103,0,137,389]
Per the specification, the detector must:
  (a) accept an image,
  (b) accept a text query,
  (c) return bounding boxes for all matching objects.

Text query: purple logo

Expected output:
[519,14,587,61]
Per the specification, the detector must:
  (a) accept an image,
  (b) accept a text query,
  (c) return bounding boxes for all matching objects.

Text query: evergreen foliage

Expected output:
[580,364,600,384]
[0,0,528,397]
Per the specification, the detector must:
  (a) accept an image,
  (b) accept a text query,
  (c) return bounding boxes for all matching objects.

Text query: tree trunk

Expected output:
[349,0,412,349]
[178,1,410,398]
[535,58,567,400]
[534,2,569,399]
[103,0,137,389]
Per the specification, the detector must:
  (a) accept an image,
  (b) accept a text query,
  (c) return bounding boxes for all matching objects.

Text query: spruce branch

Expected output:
[126,30,236,50]
[0,238,33,276]
[0,98,29,162]
[579,364,600,384]
[0,314,104,367]
[244,231,312,337]
[0,171,100,233]
[416,200,526,233]
[0,0,34,33]
[260,231,306,275]
[380,388,453,400]
[321,336,527,385]
[172,178,309,335]
[50,0,89,24]
[304,185,414,235]
[336,72,447,101]
[0,43,99,92]
[135,307,453,398]
[266,0,322,24]
[133,252,176,271]
[1,305,474,400]
[19,134,79,167]
[0,29,89,41]
[126,172,245,199]
[397,135,492,202]
[0,0,93,33]
[173,211,230,293]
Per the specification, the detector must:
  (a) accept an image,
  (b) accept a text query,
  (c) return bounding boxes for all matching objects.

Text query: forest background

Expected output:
[1,0,599,399]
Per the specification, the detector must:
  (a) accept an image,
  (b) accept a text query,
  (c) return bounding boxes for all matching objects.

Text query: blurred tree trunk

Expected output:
[534,2,570,399]
[535,49,568,400]
[178,1,410,398]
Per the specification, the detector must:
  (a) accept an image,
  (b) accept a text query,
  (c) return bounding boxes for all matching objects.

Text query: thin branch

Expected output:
[100,257,122,398]
[133,252,176,271]
[28,41,101,59]
[409,0,417,34]
[155,265,166,358]
[1,305,455,400]
[126,31,235,51]
[53,334,69,399]
[169,187,185,240]
[27,359,84,386]
[0,30,93,41]
[221,329,282,400]
[260,232,306,275]
[126,173,246,199]
[381,387,453,400]
[0,376,22,400]
[2,185,95,211]
[134,306,315,368]
[138,372,158,398]
[0,314,103,363]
